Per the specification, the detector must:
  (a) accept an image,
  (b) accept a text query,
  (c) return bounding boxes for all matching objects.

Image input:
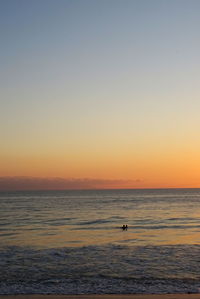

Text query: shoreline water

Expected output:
[1,294,200,299]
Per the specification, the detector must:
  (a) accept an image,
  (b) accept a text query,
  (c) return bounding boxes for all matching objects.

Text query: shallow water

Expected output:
[1,189,200,294]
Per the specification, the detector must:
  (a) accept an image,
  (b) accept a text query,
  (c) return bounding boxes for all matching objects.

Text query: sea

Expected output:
[1,188,200,295]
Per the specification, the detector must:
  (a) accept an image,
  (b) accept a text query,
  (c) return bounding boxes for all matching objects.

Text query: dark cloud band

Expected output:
[0,177,142,191]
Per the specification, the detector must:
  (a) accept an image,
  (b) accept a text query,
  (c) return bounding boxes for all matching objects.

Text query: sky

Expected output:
[1,0,200,190]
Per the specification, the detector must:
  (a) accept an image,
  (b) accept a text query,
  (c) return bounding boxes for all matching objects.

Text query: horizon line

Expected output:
[1,187,200,192]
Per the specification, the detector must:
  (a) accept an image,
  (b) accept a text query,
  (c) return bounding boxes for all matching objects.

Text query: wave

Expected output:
[1,244,200,294]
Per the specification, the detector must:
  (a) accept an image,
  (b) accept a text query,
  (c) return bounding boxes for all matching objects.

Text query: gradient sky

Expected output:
[1,0,200,189]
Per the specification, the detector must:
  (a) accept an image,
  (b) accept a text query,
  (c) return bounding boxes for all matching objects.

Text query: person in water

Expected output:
[122,224,128,230]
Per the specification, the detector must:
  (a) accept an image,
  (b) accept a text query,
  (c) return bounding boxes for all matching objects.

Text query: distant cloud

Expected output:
[0,176,143,191]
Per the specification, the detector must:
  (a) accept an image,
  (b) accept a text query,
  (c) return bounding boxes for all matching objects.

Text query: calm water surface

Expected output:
[1,189,200,294]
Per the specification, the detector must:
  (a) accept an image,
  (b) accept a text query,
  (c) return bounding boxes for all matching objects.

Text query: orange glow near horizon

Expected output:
[1,142,200,190]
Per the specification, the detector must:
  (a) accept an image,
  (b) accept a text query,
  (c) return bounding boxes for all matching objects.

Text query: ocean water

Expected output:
[1,188,200,294]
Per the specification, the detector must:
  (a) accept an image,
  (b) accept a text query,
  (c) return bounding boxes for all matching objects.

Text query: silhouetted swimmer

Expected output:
[121,224,128,230]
